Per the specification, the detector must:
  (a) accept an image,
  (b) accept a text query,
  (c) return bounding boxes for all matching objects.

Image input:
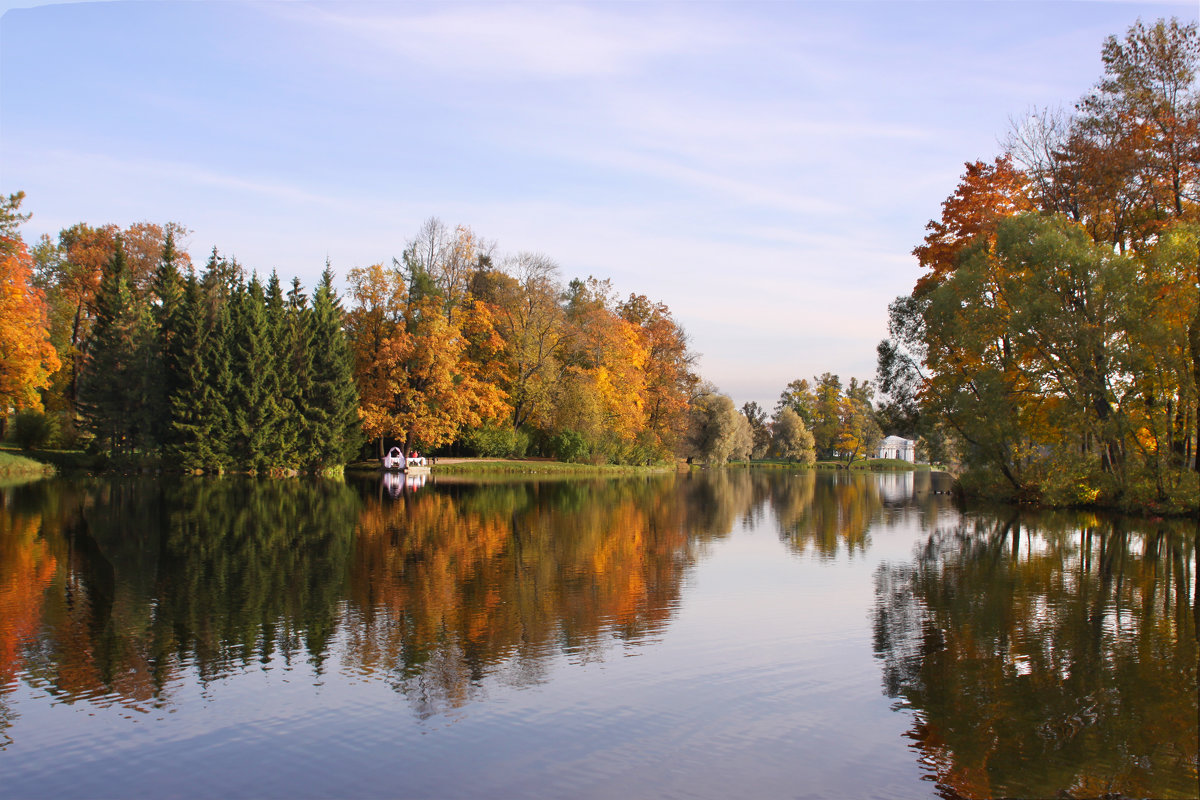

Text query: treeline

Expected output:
[685,373,884,467]
[344,218,699,464]
[1,206,703,468]
[12,214,360,472]
[877,18,1200,512]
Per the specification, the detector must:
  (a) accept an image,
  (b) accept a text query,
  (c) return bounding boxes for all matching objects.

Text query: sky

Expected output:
[2,0,1197,410]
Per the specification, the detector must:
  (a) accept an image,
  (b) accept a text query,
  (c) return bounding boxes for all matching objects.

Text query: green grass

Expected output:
[429,459,676,476]
[0,448,57,480]
[728,457,945,472]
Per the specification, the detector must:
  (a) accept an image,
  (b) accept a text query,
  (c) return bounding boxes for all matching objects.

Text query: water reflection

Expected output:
[12,468,1185,799]
[343,476,733,717]
[873,512,1199,799]
[5,472,794,733]
[1,478,359,732]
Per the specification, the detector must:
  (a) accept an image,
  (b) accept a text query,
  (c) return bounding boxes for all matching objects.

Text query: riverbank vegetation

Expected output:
[2,199,704,471]
[877,18,1200,514]
[416,459,676,476]
[0,448,55,481]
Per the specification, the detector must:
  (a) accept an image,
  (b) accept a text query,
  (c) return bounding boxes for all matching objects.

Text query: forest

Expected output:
[1,204,713,471]
[2,186,883,472]
[876,17,1200,513]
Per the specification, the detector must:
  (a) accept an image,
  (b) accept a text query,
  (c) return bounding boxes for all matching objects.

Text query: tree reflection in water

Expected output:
[1,472,761,729]
[0,477,360,728]
[14,466,1185,798]
[342,474,743,718]
[873,512,1199,799]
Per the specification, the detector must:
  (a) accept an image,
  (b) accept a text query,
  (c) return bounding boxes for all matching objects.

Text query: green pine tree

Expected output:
[171,248,238,471]
[79,239,142,456]
[229,274,283,472]
[306,265,361,471]
[286,277,318,468]
[149,229,185,451]
[203,281,235,470]
[266,272,301,469]
[169,273,222,470]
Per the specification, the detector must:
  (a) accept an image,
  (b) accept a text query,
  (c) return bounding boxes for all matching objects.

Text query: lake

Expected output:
[0,470,1195,798]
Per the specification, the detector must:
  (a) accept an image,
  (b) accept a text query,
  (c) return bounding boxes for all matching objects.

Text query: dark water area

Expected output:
[0,470,1195,799]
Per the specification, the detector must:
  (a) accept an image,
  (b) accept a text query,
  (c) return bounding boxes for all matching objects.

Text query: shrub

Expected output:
[10,409,58,451]
[465,424,531,458]
[549,429,590,463]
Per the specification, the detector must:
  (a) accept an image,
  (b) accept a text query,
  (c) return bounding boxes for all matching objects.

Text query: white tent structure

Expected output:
[876,435,916,463]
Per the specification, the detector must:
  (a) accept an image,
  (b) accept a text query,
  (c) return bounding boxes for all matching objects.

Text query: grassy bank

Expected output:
[0,448,57,481]
[728,458,943,472]
[434,459,675,476]
[345,457,677,476]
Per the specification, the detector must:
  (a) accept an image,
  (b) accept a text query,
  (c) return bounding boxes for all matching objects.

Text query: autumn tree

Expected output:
[482,252,568,432]
[912,157,1035,293]
[772,406,815,464]
[835,379,883,465]
[685,392,745,465]
[741,401,772,459]
[810,373,844,460]
[1009,19,1198,250]
[32,222,116,420]
[775,377,816,428]
[0,195,60,418]
[345,263,406,456]
[619,293,698,456]
[347,256,504,458]
[557,277,650,460]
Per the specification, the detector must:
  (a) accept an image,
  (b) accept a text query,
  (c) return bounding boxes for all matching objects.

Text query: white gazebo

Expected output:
[876,435,916,462]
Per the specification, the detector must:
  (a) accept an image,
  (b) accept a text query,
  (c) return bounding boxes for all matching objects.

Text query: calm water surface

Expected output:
[0,471,1195,799]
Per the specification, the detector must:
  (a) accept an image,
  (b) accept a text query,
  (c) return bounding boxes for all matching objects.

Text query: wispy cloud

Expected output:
[14,145,335,207]
[280,2,734,81]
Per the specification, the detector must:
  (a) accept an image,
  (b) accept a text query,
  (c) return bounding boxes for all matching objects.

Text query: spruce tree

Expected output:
[170,248,238,471]
[286,277,317,468]
[307,265,361,470]
[170,273,222,470]
[203,282,235,470]
[79,239,141,455]
[229,274,282,472]
[266,272,300,469]
[149,229,185,451]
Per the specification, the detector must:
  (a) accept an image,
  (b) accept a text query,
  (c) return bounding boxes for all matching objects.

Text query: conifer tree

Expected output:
[79,239,143,455]
[203,282,235,469]
[171,248,238,470]
[307,265,361,469]
[266,271,300,469]
[286,277,318,467]
[149,229,185,450]
[170,273,222,470]
[229,274,282,471]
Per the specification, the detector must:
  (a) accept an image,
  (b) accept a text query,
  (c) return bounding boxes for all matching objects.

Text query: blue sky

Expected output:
[2,1,1196,409]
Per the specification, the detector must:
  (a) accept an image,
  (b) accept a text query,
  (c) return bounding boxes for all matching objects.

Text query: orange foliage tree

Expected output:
[912,156,1034,294]
[0,233,61,413]
[347,262,507,454]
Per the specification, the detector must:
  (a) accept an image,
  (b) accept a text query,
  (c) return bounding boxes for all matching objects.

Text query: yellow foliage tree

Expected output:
[0,237,61,412]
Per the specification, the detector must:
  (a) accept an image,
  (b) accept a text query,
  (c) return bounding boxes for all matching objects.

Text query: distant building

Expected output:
[876,435,916,462]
